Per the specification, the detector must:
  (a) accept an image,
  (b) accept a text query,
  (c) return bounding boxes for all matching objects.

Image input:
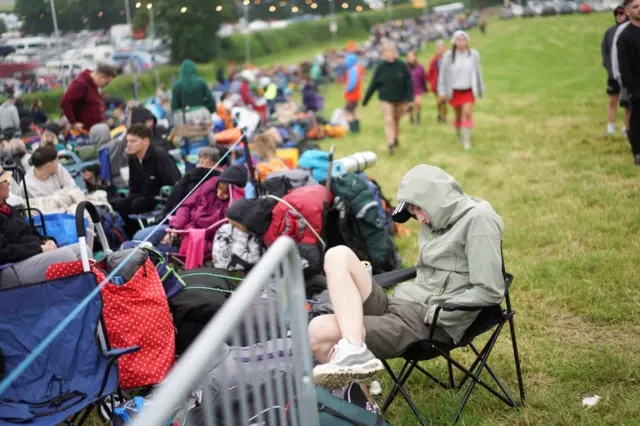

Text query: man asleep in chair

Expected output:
[309,164,506,390]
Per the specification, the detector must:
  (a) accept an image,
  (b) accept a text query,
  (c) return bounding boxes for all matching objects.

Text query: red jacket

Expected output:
[263,185,332,247]
[60,69,105,129]
[426,54,442,93]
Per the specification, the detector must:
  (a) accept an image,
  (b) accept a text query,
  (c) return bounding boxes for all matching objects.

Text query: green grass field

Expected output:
[82,12,640,426]
[315,12,640,426]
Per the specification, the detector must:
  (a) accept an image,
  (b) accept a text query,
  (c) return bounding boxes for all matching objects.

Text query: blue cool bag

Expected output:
[31,213,88,247]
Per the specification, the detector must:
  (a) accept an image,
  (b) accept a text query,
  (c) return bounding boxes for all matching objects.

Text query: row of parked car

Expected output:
[500,0,613,18]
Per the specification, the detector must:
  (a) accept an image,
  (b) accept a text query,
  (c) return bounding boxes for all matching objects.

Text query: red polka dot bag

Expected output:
[45,202,175,390]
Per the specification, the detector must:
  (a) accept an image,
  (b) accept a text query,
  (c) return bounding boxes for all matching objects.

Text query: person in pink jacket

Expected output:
[157,166,247,268]
[407,51,428,125]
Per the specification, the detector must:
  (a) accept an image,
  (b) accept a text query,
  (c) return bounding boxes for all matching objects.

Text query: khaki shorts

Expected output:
[363,280,452,360]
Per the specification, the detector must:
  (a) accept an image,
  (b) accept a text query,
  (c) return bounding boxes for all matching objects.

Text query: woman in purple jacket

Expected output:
[407,51,428,125]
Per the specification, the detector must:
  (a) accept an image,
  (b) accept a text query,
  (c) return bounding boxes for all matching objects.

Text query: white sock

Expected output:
[607,123,616,133]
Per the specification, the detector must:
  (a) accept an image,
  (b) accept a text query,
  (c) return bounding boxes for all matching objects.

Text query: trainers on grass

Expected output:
[313,339,383,390]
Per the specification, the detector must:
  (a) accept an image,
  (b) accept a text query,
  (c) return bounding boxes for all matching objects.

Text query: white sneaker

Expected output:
[313,339,384,390]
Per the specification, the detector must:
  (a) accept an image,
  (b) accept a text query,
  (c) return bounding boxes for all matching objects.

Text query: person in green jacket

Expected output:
[362,41,414,155]
[309,164,506,390]
[171,59,217,118]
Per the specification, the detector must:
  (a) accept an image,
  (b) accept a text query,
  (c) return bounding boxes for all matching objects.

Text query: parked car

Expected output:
[522,6,538,17]
[499,7,516,19]
[511,4,525,16]
[579,2,592,13]
[541,2,559,15]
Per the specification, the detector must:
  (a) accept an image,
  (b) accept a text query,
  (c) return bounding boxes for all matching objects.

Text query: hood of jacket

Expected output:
[130,106,157,128]
[393,165,505,343]
[226,197,277,236]
[396,164,474,231]
[179,59,198,79]
[344,54,358,69]
[218,165,248,188]
[90,123,111,148]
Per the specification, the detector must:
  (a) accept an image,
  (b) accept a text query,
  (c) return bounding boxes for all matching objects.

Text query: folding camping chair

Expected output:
[372,247,526,425]
[0,204,138,425]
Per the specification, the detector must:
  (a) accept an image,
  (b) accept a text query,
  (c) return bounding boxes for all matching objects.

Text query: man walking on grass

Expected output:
[616,0,640,165]
[602,5,630,137]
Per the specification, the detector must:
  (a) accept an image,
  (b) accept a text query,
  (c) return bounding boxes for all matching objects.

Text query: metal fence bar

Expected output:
[131,237,319,426]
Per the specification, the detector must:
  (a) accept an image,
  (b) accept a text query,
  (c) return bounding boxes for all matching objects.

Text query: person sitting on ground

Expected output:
[21,145,78,199]
[38,130,60,149]
[31,100,49,127]
[116,123,181,238]
[253,131,289,182]
[0,165,92,288]
[19,116,39,142]
[0,93,20,139]
[89,123,112,152]
[308,164,506,390]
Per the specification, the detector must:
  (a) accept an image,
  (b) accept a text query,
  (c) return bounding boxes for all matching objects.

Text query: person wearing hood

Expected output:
[171,59,216,116]
[0,93,20,138]
[344,53,365,133]
[362,41,413,155]
[90,123,111,152]
[59,63,118,131]
[130,106,172,151]
[602,5,630,137]
[309,165,505,390]
[437,30,484,151]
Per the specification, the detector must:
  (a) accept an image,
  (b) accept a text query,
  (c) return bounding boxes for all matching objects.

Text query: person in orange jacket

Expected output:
[344,53,365,133]
[427,40,448,123]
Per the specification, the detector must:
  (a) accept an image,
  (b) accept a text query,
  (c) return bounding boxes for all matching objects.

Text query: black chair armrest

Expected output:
[429,302,500,340]
[372,267,417,288]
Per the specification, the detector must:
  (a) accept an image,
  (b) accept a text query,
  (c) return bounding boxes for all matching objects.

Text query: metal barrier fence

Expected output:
[132,237,320,426]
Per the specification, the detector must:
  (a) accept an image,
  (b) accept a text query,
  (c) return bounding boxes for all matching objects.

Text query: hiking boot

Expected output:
[410,115,415,125]
[312,339,384,390]
[387,144,395,155]
[394,138,399,147]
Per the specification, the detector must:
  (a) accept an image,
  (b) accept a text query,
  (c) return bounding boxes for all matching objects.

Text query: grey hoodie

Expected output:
[391,165,505,342]
[0,101,20,131]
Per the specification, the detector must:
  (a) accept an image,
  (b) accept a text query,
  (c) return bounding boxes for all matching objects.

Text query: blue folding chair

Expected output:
[0,202,138,425]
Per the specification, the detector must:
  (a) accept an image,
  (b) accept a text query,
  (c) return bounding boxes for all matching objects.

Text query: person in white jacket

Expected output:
[611,19,632,138]
[437,30,484,151]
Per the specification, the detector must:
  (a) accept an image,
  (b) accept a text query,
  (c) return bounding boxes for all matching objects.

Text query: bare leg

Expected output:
[608,94,619,130]
[624,107,631,135]
[461,102,474,150]
[454,106,463,144]
[309,246,382,389]
[393,103,404,143]
[380,101,395,150]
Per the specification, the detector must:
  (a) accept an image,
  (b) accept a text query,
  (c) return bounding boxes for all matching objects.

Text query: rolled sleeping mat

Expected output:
[333,151,377,177]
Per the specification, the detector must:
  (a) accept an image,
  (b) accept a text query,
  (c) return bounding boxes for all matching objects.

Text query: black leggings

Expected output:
[116,195,157,238]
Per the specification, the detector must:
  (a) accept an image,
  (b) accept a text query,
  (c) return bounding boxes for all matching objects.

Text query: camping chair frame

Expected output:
[373,248,525,425]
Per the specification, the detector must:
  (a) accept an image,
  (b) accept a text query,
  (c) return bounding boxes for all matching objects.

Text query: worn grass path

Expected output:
[316,12,640,426]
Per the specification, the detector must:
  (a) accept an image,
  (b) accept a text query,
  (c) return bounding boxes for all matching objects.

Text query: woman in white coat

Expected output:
[437,30,484,150]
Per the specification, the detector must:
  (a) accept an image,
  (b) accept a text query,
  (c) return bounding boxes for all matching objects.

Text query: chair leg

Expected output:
[453,325,503,424]
[74,405,95,426]
[508,316,526,406]
[413,363,453,390]
[381,360,413,411]
[381,360,428,426]
[448,359,456,389]
[457,341,491,389]
[467,343,516,406]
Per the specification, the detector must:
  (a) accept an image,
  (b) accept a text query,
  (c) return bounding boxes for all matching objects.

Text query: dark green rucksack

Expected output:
[327,173,398,274]
[316,386,391,426]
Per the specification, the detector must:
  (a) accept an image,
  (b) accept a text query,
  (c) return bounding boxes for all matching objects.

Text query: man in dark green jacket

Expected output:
[171,59,217,115]
[362,42,414,155]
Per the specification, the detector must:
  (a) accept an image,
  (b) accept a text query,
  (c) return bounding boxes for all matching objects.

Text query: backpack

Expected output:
[287,386,391,426]
[327,173,398,274]
[96,205,128,251]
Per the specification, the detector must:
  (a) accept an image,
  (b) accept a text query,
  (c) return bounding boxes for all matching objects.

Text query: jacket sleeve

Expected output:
[362,65,380,106]
[419,64,428,93]
[171,83,181,111]
[617,33,639,98]
[437,54,450,97]
[0,233,42,263]
[427,216,505,326]
[602,30,612,73]
[475,52,485,99]
[202,82,217,113]
[60,79,86,124]
[160,152,181,188]
[403,62,414,102]
[128,156,142,194]
[612,24,625,81]
[169,185,198,230]
[11,106,19,130]
[345,67,359,93]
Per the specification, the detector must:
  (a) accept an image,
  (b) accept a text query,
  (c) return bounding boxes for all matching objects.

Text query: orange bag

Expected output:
[215,127,242,145]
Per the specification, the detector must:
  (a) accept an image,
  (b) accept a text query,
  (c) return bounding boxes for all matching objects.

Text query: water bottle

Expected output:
[361,261,372,277]
[112,276,126,286]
